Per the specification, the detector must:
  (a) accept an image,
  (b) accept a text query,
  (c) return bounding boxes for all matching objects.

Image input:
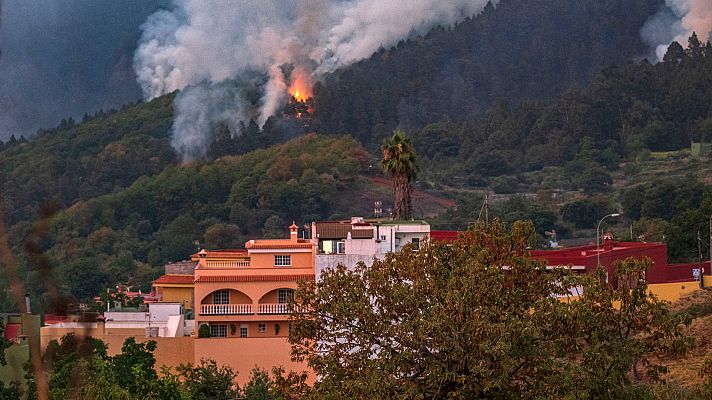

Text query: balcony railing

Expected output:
[258,303,290,314]
[200,304,253,315]
[204,260,250,268]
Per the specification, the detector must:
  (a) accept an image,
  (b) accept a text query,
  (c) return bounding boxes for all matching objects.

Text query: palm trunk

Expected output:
[393,172,413,220]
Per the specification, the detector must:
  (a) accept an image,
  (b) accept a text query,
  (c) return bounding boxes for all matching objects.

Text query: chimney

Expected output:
[603,232,614,251]
[289,221,299,243]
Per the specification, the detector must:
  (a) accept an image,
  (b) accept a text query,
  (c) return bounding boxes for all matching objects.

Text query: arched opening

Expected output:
[199,289,253,315]
[257,288,294,314]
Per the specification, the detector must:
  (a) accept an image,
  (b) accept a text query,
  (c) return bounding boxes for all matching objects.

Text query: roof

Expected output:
[153,274,194,285]
[191,249,247,258]
[430,230,459,242]
[314,221,374,240]
[195,274,314,283]
[245,240,314,249]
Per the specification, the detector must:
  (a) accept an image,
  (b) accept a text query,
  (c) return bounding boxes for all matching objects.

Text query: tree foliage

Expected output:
[381,130,418,220]
[289,221,692,399]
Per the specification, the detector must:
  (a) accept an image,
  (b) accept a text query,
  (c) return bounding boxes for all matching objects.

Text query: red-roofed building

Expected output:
[429,230,710,302]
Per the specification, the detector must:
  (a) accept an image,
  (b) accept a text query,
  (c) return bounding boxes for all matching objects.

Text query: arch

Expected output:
[258,288,295,304]
[200,288,252,305]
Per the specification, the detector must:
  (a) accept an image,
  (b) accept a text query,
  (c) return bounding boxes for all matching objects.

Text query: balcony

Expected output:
[204,259,250,268]
[258,303,290,314]
[200,304,253,315]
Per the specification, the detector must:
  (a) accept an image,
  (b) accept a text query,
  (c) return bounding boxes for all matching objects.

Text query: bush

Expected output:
[198,324,211,338]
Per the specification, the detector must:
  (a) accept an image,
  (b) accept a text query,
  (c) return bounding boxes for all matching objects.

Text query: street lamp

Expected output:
[597,213,622,267]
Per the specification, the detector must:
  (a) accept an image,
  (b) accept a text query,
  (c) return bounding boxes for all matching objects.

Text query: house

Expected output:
[151,260,199,310]
[312,217,430,276]
[433,230,711,302]
[192,223,315,385]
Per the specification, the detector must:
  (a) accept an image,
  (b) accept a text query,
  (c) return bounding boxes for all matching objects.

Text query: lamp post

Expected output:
[597,213,621,267]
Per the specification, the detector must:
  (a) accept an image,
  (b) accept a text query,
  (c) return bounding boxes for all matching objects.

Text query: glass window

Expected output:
[411,237,420,250]
[336,241,345,254]
[213,290,229,304]
[274,255,292,266]
[258,323,266,333]
[240,325,248,338]
[278,289,294,304]
[210,324,227,338]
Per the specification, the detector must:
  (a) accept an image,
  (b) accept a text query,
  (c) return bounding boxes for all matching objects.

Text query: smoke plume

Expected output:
[134,0,496,160]
[642,0,712,61]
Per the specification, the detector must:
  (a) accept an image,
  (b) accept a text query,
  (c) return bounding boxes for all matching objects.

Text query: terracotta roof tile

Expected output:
[153,275,195,285]
[195,274,314,283]
[314,222,373,240]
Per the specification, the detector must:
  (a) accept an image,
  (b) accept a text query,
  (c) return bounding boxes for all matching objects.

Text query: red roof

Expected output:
[195,274,314,283]
[429,230,459,242]
[153,274,195,285]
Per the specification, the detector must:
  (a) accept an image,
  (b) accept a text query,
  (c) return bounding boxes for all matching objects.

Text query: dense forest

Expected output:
[311,0,664,149]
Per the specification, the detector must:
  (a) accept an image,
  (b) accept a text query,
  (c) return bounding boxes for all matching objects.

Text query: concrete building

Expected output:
[192,223,315,385]
[312,217,430,276]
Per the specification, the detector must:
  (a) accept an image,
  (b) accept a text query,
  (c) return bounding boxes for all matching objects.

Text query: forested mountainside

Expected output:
[412,35,712,187]
[1,0,710,309]
[311,0,663,149]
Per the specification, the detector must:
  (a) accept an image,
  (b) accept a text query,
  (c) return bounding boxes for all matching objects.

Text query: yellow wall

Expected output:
[648,281,702,303]
[159,286,194,309]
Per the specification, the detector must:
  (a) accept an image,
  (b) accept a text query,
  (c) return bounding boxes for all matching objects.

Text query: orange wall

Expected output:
[195,337,313,386]
[249,252,314,269]
[40,326,194,372]
[648,281,702,303]
[195,281,301,308]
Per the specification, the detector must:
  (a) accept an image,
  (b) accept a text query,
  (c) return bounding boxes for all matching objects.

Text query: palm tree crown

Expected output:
[381,130,418,220]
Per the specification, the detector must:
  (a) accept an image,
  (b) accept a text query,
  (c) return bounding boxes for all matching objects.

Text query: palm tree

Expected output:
[381,130,418,220]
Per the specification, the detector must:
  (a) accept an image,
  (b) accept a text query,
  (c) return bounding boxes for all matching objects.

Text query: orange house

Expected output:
[192,223,315,384]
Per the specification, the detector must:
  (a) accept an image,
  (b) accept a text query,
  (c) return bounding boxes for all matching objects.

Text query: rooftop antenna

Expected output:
[374,201,382,219]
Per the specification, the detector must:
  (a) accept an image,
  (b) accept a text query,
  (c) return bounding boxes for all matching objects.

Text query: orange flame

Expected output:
[288,67,312,102]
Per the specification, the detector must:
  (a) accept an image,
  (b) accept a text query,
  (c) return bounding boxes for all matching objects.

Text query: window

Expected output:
[411,237,420,250]
[274,255,291,266]
[210,324,227,338]
[213,290,229,305]
[336,241,345,254]
[278,289,294,304]
[258,323,266,333]
[240,325,248,338]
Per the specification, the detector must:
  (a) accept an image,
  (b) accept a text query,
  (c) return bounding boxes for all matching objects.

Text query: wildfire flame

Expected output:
[288,67,312,102]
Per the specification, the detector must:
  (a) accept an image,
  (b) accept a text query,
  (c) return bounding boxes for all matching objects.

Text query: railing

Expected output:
[200,304,253,315]
[204,260,250,268]
[258,303,290,314]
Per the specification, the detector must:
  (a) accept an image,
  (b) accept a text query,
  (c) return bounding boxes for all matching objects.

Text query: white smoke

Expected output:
[134,0,496,160]
[642,0,712,61]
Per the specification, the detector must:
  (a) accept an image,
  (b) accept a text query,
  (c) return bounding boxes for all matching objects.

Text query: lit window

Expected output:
[210,324,227,338]
[258,323,266,333]
[274,255,292,266]
[278,289,294,304]
[240,325,248,338]
[411,237,420,250]
[213,290,229,304]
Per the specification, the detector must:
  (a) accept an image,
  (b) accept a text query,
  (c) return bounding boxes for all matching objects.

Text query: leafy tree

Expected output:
[381,130,418,220]
[111,338,158,397]
[177,359,239,400]
[290,221,691,399]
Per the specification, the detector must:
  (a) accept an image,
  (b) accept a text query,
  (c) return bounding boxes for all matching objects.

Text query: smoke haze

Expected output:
[0,0,161,140]
[642,0,712,61]
[134,0,496,160]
